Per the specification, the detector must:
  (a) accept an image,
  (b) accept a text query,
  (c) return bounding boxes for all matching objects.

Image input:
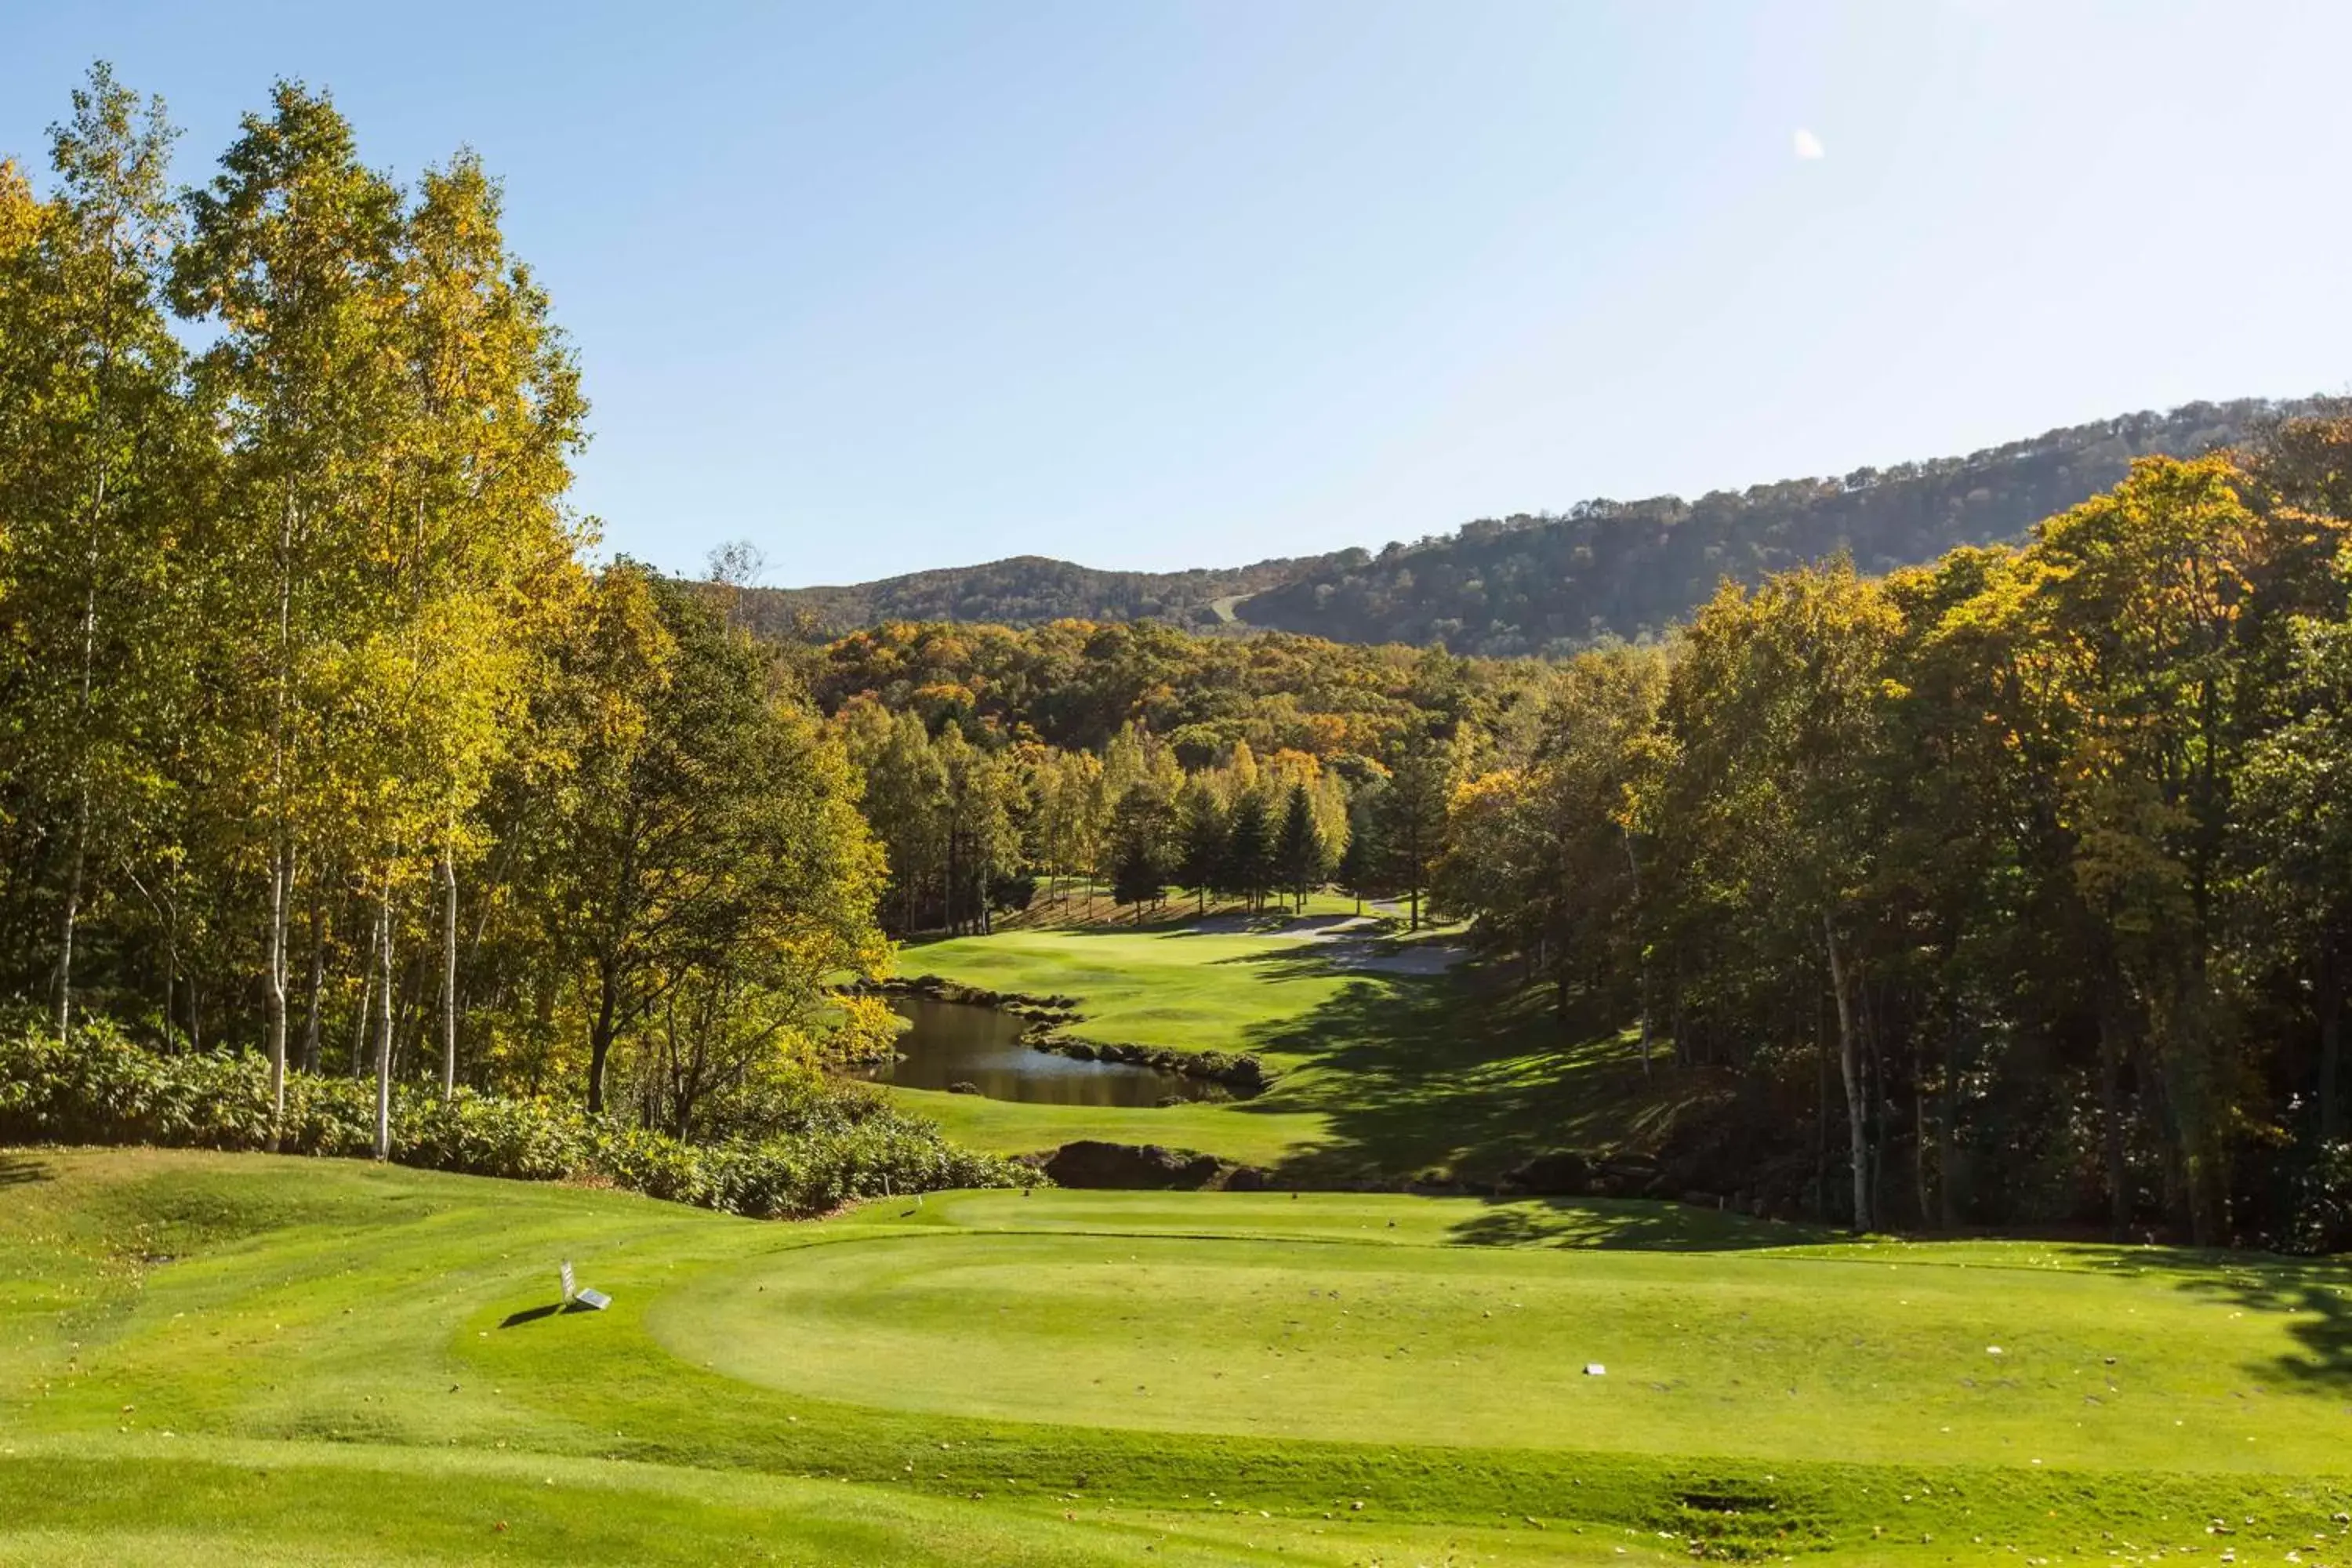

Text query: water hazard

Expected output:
[857,996,1227,1107]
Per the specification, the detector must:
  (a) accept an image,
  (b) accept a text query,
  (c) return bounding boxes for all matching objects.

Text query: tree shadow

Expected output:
[2106,1247,2352,1390]
[1227,960,1682,1189]
[1445,1195,1831,1252]
[0,1152,53,1187]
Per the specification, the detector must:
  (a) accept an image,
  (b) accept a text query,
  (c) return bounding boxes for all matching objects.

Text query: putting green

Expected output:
[652,1192,2352,1472]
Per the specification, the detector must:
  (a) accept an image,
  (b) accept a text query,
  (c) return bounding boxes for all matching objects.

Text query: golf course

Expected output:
[880,911,1661,1184]
[5,1147,2350,1566]
[9,22,2352,1566]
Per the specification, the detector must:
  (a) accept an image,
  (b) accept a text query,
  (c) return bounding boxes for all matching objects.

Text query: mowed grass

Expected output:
[891,920,1661,1181]
[666,1189,2352,1470]
[5,1149,2352,1565]
[902,923,1369,1059]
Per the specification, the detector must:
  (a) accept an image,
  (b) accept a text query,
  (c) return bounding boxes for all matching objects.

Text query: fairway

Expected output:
[891,920,1658,1184]
[903,923,1377,1056]
[5,1149,2352,1566]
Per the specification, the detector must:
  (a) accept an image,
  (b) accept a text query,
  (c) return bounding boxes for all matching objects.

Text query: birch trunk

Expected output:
[300,887,325,1073]
[441,844,459,1098]
[1824,913,1871,1232]
[266,844,289,1150]
[373,877,396,1160]
[351,904,377,1080]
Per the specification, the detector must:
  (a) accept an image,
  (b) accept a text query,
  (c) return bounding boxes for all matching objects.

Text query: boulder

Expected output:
[947,1081,982,1096]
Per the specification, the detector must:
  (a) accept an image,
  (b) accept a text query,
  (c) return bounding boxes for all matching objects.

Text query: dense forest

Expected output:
[1432,412,2352,1248]
[739,399,2290,655]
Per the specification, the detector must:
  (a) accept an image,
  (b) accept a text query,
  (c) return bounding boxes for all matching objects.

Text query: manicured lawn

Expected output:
[4,1148,2349,1564]
[901,923,1372,1059]
[891,920,1664,1182]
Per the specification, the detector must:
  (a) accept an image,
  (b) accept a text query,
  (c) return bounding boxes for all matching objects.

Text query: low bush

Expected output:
[0,1016,1034,1218]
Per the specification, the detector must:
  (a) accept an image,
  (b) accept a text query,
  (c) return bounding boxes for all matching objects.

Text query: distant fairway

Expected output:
[903,922,1373,1055]
[891,919,1656,1182]
[5,1149,2350,1565]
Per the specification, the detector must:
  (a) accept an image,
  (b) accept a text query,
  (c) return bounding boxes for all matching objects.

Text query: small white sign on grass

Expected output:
[560,1260,612,1312]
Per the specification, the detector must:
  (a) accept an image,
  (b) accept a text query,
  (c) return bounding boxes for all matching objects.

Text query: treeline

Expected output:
[1436,410,2352,1247]
[801,615,1554,760]
[832,711,1458,935]
[1239,401,2288,655]
[0,69,891,1145]
[795,616,1511,935]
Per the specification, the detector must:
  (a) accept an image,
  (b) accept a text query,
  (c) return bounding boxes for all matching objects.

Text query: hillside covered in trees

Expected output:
[1234,399,2288,653]
[729,550,1344,639]
[743,400,2296,655]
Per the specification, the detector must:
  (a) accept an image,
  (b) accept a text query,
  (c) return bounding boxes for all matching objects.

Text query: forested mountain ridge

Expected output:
[739,397,2303,654]
[1235,398,2294,653]
[728,550,1348,640]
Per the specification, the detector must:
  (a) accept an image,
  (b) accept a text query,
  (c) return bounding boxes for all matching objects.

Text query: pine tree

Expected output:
[1173,775,1227,915]
[1273,782,1323,913]
[1224,788,1276,914]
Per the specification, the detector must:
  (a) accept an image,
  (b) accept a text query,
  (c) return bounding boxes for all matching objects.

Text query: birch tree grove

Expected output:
[171,79,407,1145]
[0,65,885,1145]
[0,69,192,1051]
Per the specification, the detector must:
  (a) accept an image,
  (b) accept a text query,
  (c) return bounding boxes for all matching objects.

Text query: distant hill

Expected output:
[733,397,2306,655]
[724,552,1345,641]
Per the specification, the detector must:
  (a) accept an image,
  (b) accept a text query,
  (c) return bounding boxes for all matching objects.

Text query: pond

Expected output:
[856,996,1229,1107]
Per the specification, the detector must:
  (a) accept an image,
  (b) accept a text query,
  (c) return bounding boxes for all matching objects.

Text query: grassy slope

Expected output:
[891,921,1661,1181]
[5,1149,2350,1565]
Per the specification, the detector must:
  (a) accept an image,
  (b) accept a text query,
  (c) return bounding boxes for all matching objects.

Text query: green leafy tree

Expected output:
[0,67,194,1045]
[170,79,408,1141]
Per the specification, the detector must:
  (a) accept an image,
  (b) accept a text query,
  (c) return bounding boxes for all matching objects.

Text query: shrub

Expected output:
[2285,1139,2352,1256]
[0,1017,1034,1218]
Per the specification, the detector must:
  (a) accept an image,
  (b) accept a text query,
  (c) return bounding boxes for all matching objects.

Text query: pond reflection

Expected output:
[857,997,1225,1107]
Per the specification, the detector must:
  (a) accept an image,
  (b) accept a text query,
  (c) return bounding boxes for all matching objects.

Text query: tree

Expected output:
[1173,775,1227,914]
[1646,560,1900,1230]
[1379,735,1454,931]
[1223,787,1276,913]
[394,147,588,1095]
[1108,782,1174,917]
[171,79,407,1142]
[1336,772,1388,915]
[1272,782,1323,913]
[534,573,884,1115]
[0,66,193,1045]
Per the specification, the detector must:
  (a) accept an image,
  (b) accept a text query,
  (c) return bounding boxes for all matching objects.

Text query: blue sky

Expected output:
[6,2,2349,584]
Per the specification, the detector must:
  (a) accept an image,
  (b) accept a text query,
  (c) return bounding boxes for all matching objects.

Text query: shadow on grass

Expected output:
[0,1152,53,1187]
[1227,956,1699,1189]
[2114,1248,2352,1389]
[1446,1195,1829,1252]
[499,1301,605,1328]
